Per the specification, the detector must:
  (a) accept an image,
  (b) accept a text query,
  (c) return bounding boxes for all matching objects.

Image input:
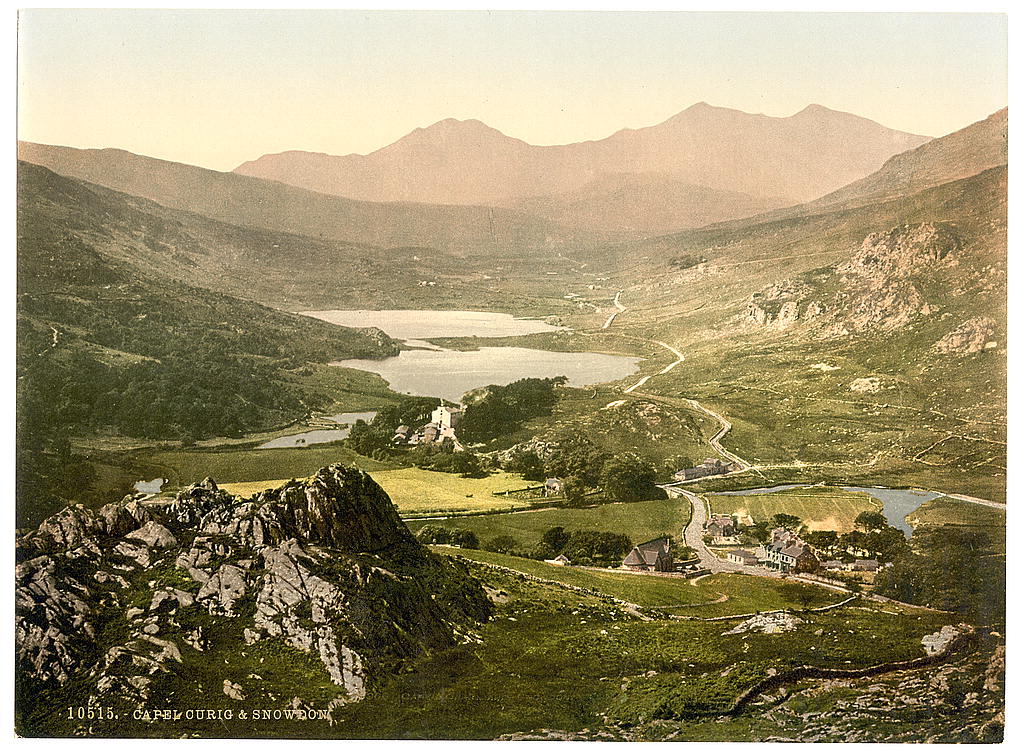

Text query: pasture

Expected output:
[435,497,693,551]
[707,485,881,532]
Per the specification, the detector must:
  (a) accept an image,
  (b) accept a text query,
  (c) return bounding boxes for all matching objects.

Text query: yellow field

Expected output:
[221,468,537,516]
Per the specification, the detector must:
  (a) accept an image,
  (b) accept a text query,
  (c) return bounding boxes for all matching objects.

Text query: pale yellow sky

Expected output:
[18,10,1008,172]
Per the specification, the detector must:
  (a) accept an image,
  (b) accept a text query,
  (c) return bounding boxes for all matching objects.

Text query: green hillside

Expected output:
[16,162,405,525]
[17,141,579,253]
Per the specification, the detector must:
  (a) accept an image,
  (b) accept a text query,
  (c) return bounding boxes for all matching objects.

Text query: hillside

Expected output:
[17,141,575,252]
[17,161,405,523]
[797,108,1008,215]
[506,172,785,236]
[15,160,584,314]
[15,466,492,736]
[234,103,929,209]
[600,164,1007,500]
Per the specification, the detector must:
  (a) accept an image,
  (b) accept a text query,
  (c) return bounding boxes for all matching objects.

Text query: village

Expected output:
[398,401,890,593]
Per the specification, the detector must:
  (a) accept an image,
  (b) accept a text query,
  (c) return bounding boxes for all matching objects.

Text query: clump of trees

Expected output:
[476,525,632,567]
[600,452,666,502]
[528,526,632,566]
[458,376,567,443]
[416,525,480,550]
[875,527,1004,623]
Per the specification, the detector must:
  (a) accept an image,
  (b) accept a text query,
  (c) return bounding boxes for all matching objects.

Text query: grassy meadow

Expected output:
[428,497,693,550]
[706,486,882,532]
[442,548,839,616]
[907,497,1006,529]
[222,468,537,516]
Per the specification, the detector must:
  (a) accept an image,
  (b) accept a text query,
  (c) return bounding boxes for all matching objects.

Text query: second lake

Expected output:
[305,309,642,402]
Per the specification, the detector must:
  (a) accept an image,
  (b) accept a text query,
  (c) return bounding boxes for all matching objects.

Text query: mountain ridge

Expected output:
[17,141,575,252]
[233,102,930,208]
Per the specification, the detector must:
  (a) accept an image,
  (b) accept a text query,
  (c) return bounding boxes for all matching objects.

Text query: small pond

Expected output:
[133,477,166,494]
[257,411,378,449]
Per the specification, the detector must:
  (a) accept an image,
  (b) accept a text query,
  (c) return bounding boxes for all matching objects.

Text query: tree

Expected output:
[875,527,1003,623]
[855,510,888,531]
[600,452,665,502]
[451,529,480,549]
[564,530,632,566]
[416,525,452,544]
[770,513,802,531]
[744,521,771,543]
[803,529,839,556]
[483,536,520,554]
[561,475,589,508]
[541,526,571,553]
[506,449,546,481]
[544,433,608,487]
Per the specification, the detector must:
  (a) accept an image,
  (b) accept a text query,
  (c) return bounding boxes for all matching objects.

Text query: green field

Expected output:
[436,497,693,551]
[371,469,539,515]
[220,467,537,516]
[670,573,840,618]
[139,443,399,490]
[707,486,882,532]
[326,561,952,740]
[907,497,1006,530]
[444,548,839,616]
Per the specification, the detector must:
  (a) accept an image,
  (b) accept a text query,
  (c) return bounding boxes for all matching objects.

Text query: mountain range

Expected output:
[234,103,929,211]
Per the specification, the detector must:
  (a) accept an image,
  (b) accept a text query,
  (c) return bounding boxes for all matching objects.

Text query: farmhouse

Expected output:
[622,537,674,573]
[852,559,881,572]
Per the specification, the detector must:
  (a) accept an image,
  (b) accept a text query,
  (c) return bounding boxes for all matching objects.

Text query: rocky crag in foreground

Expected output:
[16,465,492,736]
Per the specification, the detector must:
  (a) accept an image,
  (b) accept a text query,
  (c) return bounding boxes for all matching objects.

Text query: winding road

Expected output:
[601,290,626,329]
[598,290,1002,576]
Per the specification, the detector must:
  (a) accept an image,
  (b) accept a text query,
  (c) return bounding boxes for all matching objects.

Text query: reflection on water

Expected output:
[309,308,639,402]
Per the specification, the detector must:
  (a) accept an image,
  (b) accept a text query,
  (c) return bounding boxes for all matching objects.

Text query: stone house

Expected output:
[707,514,736,539]
[764,528,819,573]
[673,457,732,481]
[622,537,674,572]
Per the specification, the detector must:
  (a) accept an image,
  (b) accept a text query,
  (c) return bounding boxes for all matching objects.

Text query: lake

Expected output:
[307,309,641,402]
[302,309,564,340]
[258,411,378,449]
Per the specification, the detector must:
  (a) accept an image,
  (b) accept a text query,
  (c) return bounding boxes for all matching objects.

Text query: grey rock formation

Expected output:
[16,464,492,724]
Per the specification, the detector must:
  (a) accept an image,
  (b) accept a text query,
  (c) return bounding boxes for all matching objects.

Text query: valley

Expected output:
[16,92,1006,740]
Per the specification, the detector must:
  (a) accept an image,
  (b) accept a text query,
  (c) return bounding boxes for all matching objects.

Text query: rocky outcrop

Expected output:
[933,317,998,355]
[744,223,963,337]
[723,612,803,635]
[745,281,823,328]
[16,465,492,727]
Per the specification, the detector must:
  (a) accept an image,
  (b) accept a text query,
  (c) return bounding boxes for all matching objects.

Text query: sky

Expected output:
[17,10,1008,172]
